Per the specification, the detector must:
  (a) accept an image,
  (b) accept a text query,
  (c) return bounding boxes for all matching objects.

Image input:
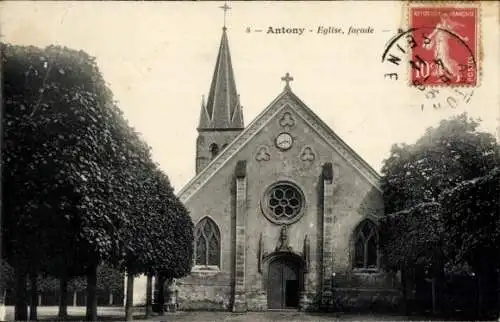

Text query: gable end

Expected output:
[178,90,381,203]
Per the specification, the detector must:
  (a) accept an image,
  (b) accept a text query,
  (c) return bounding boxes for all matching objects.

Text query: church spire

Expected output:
[195,3,244,174]
[198,21,244,130]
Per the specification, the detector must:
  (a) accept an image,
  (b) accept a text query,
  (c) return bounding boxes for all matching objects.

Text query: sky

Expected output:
[2,1,499,192]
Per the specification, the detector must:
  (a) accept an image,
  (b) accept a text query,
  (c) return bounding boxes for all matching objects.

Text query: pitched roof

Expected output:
[179,87,382,203]
[198,28,244,130]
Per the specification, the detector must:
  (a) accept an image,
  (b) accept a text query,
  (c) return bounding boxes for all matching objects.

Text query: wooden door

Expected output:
[267,257,300,309]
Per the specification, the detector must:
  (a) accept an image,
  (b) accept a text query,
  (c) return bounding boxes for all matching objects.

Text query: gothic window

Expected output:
[209,143,219,159]
[194,217,221,267]
[261,181,305,225]
[353,220,378,270]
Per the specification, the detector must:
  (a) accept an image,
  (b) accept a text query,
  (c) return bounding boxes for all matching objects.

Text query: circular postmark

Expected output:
[381,5,479,111]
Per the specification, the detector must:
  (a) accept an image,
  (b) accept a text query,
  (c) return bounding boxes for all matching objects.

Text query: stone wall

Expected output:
[245,290,267,311]
[176,271,232,311]
[176,284,232,311]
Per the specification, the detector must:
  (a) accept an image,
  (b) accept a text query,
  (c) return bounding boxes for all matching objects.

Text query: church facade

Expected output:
[172,27,402,312]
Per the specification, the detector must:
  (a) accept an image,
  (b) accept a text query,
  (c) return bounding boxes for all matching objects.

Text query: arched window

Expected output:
[209,143,219,160]
[194,217,221,267]
[353,220,378,270]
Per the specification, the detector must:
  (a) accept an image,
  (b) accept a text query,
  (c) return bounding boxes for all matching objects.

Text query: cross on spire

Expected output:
[219,1,231,29]
[281,72,294,89]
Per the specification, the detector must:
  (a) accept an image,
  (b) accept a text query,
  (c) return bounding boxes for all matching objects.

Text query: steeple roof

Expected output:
[198,28,244,130]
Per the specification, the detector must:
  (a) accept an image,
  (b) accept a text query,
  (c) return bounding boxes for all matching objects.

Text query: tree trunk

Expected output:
[157,275,166,316]
[85,265,98,321]
[125,273,134,321]
[476,264,498,319]
[497,269,500,321]
[435,267,446,315]
[145,274,153,318]
[108,292,113,306]
[475,273,482,318]
[58,275,68,319]
[73,291,77,307]
[14,271,28,321]
[431,277,437,315]
[401,268,409,315]
[29,273,38,321]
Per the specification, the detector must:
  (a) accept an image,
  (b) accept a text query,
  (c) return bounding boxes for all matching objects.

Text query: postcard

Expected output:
[1,1,499,321]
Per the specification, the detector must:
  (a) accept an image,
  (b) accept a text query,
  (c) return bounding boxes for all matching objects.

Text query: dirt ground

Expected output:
[3,306,445,321]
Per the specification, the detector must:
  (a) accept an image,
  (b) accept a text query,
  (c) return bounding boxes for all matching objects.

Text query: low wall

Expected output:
[176,271,232,311]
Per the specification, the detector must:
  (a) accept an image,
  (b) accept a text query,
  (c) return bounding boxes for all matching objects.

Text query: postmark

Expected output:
[381,2,480,110]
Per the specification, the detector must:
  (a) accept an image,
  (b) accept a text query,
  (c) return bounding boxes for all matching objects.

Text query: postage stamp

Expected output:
[381,2,481,110]
[408,3,479,87]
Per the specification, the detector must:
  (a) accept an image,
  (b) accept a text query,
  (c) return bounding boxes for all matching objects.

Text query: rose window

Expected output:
[261,182,305,224]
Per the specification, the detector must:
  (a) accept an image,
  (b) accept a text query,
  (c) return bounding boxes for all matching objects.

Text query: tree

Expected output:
[440,167,499,268]
[381,113,498,214]
[97,264,124,305]
[379,113,499,316]
[440,167,500,317]
[154,196,193,316]
[3,43,137,320]
[119,165,193,320]
[380,203,442,272]
[379,203,444,313]
[2,43,99,320]
[3,42,194,321]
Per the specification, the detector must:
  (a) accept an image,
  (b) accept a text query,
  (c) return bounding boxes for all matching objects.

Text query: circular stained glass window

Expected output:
[261,181,305,224]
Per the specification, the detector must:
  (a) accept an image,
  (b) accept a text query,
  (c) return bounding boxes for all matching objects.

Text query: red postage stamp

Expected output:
[409,3,479,87]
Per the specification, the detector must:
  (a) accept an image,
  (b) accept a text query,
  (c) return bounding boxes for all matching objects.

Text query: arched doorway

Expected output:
[267,255,303,309]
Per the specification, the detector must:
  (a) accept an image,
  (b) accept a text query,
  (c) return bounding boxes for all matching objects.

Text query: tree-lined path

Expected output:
[1,43,194,321]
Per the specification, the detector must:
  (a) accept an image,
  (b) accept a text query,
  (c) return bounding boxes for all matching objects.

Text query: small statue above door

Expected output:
[275,225,293,252]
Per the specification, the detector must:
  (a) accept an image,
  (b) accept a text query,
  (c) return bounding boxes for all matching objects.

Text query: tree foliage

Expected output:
[380,114,498,272]
[96,264,124,293]
[21,264,124,293]
[381,113,498,214]
[379,114,499,317]
[440,167,500,270]
[2,42,194,319]
[158,196,194,278]
[380,202,442,272]
[120,165,194,277]
[2,43,119,277]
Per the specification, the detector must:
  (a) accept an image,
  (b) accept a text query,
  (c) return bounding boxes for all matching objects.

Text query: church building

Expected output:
[172,25,402,312]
